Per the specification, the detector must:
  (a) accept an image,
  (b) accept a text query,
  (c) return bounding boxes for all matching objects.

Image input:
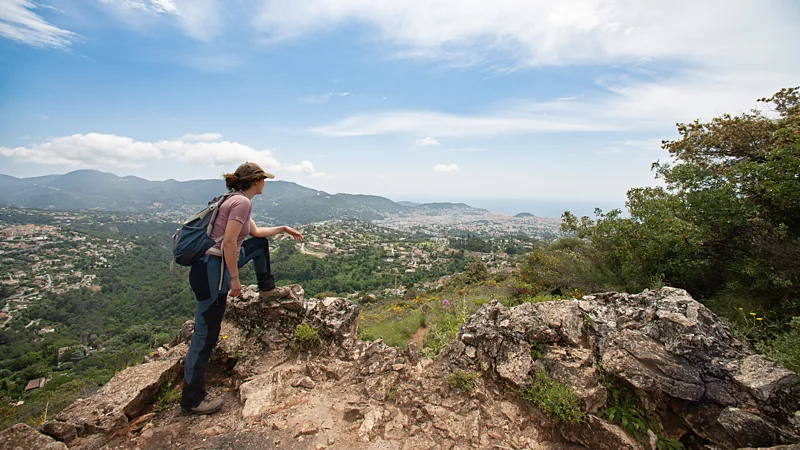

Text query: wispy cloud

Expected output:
[301,92,350,104]
[0,0,78,48]
[254,1,798,72]
[433,163,460,173]
[99,0,222,41]
[414,137,440,146]
[312,68,794,138]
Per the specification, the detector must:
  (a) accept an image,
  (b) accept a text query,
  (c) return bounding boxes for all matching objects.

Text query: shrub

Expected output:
[518,370,583,423]
[446,370,478,393]
[757,316,800,373]
[293,323,320,346]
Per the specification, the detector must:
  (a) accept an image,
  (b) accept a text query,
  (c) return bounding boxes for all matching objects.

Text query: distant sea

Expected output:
[399,197,626,219]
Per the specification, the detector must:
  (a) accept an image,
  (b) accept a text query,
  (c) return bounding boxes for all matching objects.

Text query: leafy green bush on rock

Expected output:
[446,370,478,393]
[293,323,320,346]
[518,370,584,423]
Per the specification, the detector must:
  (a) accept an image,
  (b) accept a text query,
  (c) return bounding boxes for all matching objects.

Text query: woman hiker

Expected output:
[181,161,303,415]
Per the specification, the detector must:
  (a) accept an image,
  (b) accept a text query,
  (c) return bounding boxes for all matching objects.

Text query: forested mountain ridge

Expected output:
[0,171,441,225]
[0,171,516,227]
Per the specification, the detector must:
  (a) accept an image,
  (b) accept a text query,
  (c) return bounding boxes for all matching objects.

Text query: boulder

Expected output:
[39,420,77,443]
[225,285,360,357]
[0,423,68,450]
[55,343,187,438]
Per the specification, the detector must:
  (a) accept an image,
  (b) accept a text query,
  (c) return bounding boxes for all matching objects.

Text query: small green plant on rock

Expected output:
[657,436,684,450]
[294,323,320,347]
[446,370,478,393]
[385,383,401,402]
[529,341,544,360]
[518,370,583,423]
[154,383,181,412]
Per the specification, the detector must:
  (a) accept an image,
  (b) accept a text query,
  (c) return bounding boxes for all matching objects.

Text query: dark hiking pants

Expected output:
[181,237,274,409]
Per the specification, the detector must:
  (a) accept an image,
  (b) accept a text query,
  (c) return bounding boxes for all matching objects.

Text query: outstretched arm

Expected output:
[249,219,303,241]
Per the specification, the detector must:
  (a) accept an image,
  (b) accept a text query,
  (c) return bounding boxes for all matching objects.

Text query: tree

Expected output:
[563,87,800,318]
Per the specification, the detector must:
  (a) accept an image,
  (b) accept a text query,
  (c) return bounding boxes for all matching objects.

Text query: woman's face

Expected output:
[255,177,265,195]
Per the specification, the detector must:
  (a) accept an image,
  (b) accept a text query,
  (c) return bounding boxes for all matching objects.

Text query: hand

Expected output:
[229,276,242,298]
[284,226,303,242]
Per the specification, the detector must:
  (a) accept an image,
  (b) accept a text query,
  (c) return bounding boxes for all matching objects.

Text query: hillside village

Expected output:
[0,221,134,332]
[293,220,533,294]
[0,207,541,333]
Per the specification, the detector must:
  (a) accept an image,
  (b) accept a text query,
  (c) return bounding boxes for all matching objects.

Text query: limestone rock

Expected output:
[560,415,644,450]
[170,320,194,346]
[39,421,77,443]
[447,287,800,449]
[292,376,316,389]
[0,423,68,450]
[55,343,187,438]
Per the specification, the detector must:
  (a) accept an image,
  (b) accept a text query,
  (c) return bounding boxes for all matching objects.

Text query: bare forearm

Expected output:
[252,225,286,238]
[223,239,239,280]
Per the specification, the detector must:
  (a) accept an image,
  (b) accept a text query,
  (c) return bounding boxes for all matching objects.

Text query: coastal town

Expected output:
[373,204,562,240]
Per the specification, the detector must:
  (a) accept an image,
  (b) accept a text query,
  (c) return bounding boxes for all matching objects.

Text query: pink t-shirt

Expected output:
[207,193,252,255]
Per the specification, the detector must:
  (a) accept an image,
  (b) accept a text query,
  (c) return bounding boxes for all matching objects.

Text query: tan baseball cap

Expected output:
[235,162,275,181]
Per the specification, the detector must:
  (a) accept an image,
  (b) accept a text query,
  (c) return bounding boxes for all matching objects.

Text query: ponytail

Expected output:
[223,172,254,191]
[223,172,240,191]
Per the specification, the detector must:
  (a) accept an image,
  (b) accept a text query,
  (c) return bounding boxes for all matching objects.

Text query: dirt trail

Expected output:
[409,326,428,348]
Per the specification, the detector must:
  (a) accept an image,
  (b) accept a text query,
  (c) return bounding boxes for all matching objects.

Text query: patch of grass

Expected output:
[294,323,320,345]
[153,383,181,412]
[518,370,584,423]
[356,279,515,356]
[446,370,478,393]
[359,309,426,347]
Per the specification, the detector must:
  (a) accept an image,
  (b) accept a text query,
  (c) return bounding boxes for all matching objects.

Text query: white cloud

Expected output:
[181,132,222,142]
[0,133,281,170]
[414,137,441,146]
[156,139,280,168]
[254,1,798,71]
[301,92,350,104]
[266,0,796,141]
[285,160,328,178]
[0,0,78,48]
[99,0,222,41]
[0,133,160,167]
[433,163,460,173]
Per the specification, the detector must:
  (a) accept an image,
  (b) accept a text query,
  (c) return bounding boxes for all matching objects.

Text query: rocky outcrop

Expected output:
[17,286,800,450]
[44,342,187,447]
[0,423,68,449]
[445,287,800,449]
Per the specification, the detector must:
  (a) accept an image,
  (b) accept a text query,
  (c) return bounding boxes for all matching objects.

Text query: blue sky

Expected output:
[1,0,798,214]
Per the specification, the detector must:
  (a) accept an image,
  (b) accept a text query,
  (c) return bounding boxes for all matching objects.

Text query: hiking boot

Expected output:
[182,396,223,415]
[259,286,292,301]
